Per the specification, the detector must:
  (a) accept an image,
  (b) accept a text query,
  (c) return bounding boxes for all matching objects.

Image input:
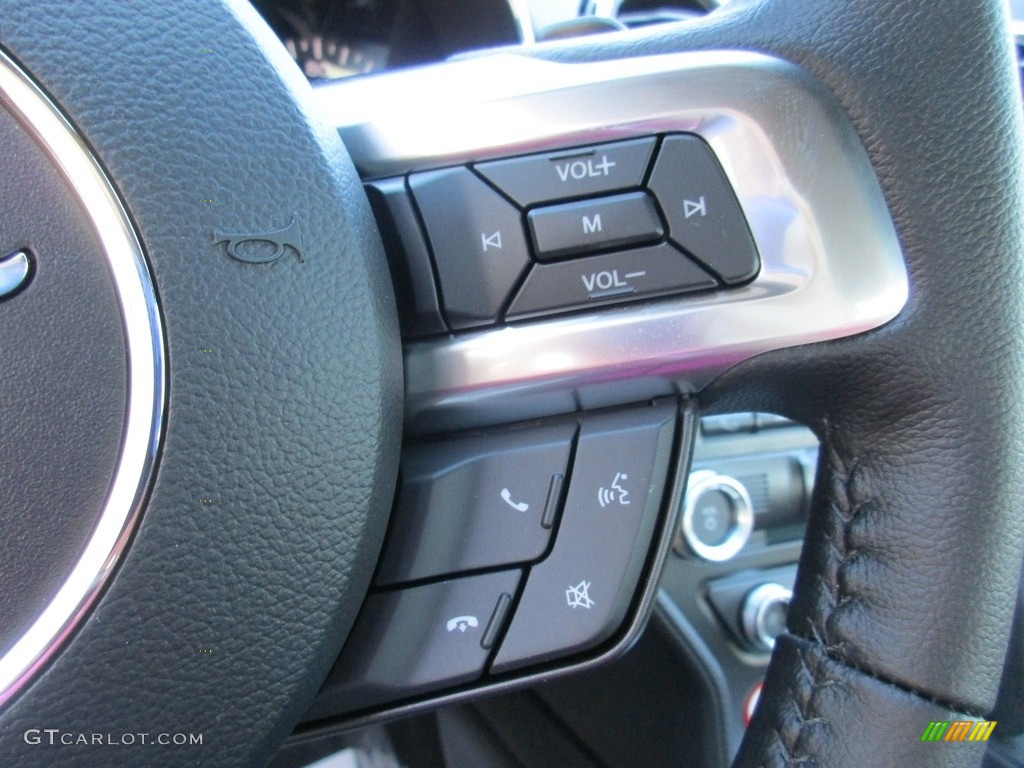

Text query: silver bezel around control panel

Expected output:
[316,50,907,434]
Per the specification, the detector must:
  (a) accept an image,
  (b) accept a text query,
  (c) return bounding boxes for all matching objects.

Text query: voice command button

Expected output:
[491,402,676,674]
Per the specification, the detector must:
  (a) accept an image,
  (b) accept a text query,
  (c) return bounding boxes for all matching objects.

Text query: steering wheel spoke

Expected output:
[316,51,908,433]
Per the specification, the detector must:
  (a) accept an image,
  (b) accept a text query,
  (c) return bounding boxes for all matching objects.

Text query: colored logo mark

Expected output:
[921,720,997,742]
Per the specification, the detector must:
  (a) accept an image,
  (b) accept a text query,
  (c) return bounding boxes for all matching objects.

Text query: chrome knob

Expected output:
[741,583,792,651]
[678,470,754,561]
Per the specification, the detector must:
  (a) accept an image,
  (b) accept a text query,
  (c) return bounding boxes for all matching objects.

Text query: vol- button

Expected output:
[409,167,530,329]
[506,244,717,321]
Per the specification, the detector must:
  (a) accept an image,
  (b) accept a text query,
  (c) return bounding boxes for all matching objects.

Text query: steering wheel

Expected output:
[0,0,1021,766]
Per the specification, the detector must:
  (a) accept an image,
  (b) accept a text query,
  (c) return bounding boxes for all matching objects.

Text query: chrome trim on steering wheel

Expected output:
[316,51,907,432]
[0,51,164,708]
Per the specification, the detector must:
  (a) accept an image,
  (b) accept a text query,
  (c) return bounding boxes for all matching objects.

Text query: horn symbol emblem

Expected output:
[213,217,304,264]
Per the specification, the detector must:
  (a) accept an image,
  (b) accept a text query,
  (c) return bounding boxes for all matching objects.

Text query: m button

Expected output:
[527,192,664,262]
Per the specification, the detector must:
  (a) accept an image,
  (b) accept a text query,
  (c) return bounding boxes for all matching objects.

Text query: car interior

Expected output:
[1,0,1023,766]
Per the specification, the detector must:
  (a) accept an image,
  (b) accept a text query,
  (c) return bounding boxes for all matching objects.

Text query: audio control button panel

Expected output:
[371,134,761,334]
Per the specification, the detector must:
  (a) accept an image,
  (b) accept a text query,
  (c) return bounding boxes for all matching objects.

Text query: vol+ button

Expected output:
[476,137,656,206]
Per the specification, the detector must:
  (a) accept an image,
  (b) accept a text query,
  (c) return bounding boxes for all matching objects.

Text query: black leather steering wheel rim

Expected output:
[530,0,1024,764]
[1,0,1022,766]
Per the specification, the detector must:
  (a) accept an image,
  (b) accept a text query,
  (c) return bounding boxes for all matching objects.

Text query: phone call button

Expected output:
[377,421,576,586]
[317,570,522,714]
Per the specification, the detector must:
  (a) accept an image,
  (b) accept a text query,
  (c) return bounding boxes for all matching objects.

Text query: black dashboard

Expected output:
[250,0,749,82]
[251,0,527,81]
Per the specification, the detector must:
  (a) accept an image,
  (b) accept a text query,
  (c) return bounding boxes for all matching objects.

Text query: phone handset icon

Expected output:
[500,488,529,512]
[446,615,478,633]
